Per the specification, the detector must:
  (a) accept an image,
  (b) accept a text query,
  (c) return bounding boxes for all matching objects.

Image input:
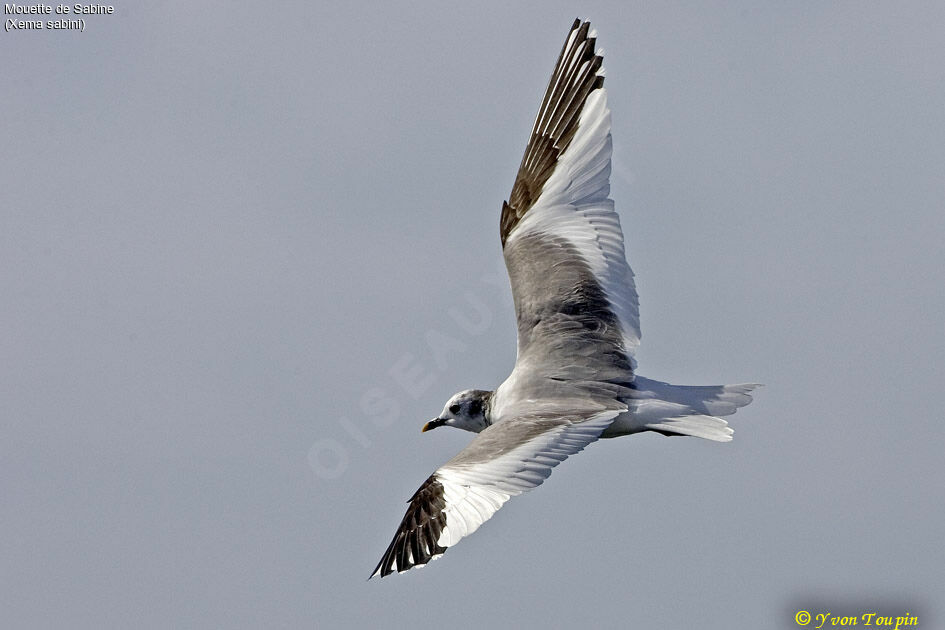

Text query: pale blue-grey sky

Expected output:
[2,2,943,628]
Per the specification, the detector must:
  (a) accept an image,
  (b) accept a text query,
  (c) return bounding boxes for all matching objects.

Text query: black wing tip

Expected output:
[500,19,607,244]
[371,474,449,579]
[368,554,388,579]
[367,563,386,580]
[570,19,599,55]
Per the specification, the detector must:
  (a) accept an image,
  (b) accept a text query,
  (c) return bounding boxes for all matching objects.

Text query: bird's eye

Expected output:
[449,404,461,414]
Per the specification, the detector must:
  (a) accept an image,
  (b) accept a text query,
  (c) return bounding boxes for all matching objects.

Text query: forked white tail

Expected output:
[601,377,762,442]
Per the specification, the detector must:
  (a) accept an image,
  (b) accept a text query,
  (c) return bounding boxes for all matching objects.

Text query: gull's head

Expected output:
[422,389,493,434]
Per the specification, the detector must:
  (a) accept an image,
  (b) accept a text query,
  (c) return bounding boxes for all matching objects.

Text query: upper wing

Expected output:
[500,20,640,398]
[370,410,618,578]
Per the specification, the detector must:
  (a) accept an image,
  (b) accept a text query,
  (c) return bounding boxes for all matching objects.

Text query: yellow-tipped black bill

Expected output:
[422,418,447,432]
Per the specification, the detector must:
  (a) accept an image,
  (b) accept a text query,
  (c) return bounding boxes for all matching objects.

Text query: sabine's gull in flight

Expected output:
[371,19,760,579]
